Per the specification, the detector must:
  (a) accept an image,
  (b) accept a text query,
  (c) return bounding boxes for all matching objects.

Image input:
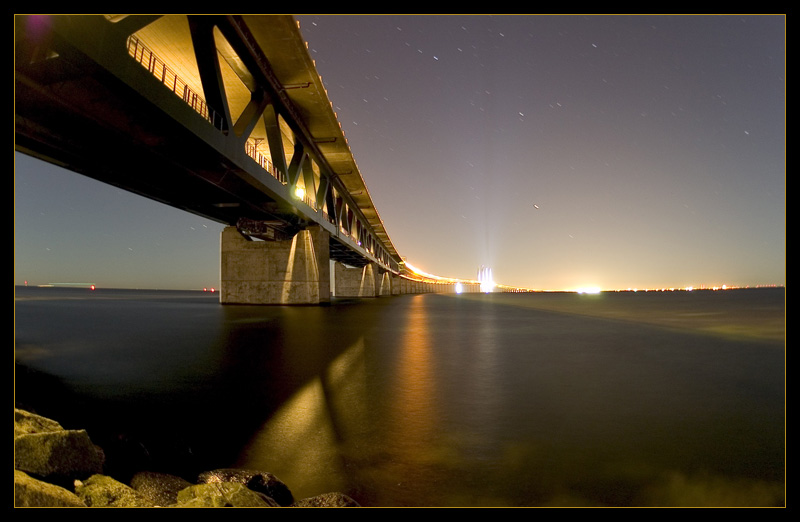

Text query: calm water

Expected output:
[14,286,785,506]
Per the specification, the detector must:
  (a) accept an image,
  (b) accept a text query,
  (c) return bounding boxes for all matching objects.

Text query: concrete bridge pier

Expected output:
[220,225,331,305]
[378,270,392,296]
[334,261,381,297]
[390,274,403,295]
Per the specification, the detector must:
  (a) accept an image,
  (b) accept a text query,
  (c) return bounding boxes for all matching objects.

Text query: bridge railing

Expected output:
[244,140,285,184]
[126,35,226,131]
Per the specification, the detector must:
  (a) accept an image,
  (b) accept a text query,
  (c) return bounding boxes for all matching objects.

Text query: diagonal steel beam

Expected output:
[187,16,231,134]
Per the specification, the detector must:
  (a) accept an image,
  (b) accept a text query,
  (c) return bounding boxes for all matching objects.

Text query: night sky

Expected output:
[14,15,785,291]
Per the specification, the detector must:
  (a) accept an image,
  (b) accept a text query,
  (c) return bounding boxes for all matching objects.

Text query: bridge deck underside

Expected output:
[15,46,290,230]
[15,15,410,283]
[329,237,371,268]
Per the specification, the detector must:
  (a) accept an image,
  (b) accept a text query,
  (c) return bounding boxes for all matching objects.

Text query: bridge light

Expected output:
[294,186,306,200]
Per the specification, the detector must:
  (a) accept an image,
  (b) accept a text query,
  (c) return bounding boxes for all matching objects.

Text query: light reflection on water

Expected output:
[14,287,784,506]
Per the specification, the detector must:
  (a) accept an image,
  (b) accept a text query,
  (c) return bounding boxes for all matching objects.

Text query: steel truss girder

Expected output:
[15,14,399,274]
[197,16,388,260]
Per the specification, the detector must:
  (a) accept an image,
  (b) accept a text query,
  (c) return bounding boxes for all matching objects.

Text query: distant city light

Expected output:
[598,284,752,293]
[575,286,601,294]
[478,265,494,293]
[36,282,96,289]
[455,282,463,294]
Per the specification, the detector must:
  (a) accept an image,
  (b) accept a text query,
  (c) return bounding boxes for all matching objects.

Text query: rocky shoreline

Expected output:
[14,408,360,507]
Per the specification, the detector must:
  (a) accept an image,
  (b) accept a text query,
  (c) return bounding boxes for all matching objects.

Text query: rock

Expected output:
[12,410,360,507]
[14,408,64,437]
[176,482,279,507]
[74,474,157,507]
[197,468,294,506]
[294,492,361,507]
[130,471,193,507]
[14,427,104,483]
[14,469,86,507]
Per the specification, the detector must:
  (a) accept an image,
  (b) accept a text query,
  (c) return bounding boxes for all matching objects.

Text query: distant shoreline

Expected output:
[14,284,785,294]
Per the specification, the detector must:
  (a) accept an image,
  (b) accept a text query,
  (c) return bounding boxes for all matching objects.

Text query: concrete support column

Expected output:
[378,270,392,296]
[334,261,379,297]
[390,274,401,295]
[220,225,330,305]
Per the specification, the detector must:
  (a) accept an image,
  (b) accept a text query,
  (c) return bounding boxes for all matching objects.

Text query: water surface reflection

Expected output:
[14,288,784,506]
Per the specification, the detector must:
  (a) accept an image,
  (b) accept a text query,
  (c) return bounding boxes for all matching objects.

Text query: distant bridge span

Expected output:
[15,15,525,303]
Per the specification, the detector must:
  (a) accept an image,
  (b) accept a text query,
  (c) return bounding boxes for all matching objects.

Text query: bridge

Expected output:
[15,15,527,303]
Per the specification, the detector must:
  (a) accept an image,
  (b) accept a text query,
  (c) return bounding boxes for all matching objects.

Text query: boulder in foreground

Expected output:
[177,482,279,507]
[74,474,157,507]
[14,409,104,483]
[198,468,294,506]
[14,469,86,507]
